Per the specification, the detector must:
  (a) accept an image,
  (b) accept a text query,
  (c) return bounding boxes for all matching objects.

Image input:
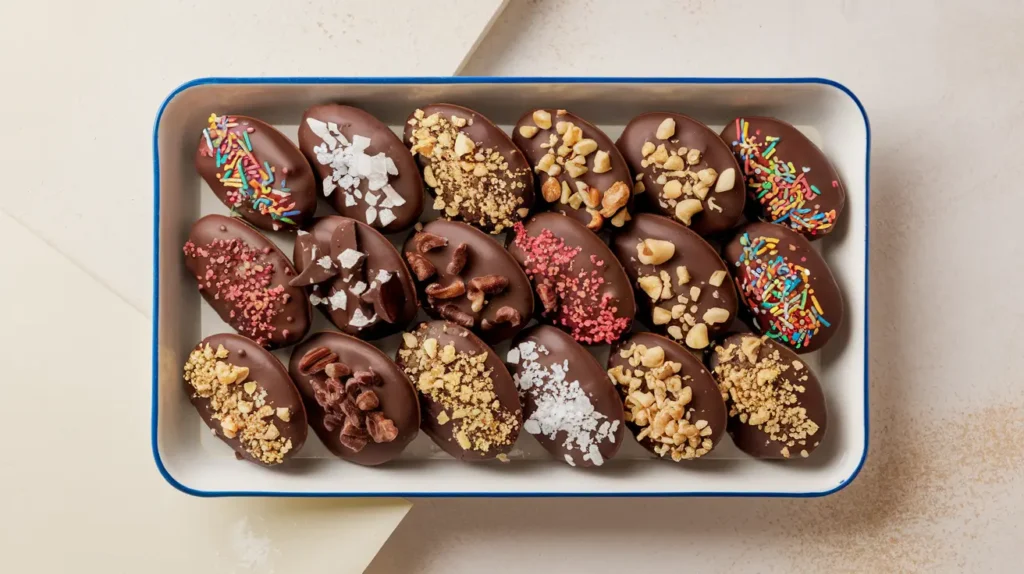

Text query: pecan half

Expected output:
[298,347,338,376]
[366,411,399,443]
[425,278,466,299]
[447,243,469,275]
[355,389,380,411]
[415,232,448,253]
[599,181,630,218]
[405,251,437,281]
[468,274,510,295]
[437,304,475,328]
[481,306,522,331]
[537,282,558,313]
[324,362,351,380]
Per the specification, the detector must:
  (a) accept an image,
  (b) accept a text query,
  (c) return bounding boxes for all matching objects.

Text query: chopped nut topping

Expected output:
[709,270,727,287]
[532,110,552,130]
[637,238,675,266]
[685,324,709,349]
[518,125,539,138]
[675,199,703,226]
[655,117,676,140]
[715,167,736,193]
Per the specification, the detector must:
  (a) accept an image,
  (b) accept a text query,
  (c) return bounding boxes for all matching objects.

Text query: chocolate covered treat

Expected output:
[396,321,522,461]
[403,220,534,343]
[289,333,420,466]
[183,333,308,466]
[513,109,633,231]
[723,222,843,354]
[183,214,310,349]
[195,114,316,232]
[298,104,424,233]
[709,333,827,459]
[405,104,534,233]
[506,326,625,467]
[508,213,635,345]
[608,333,726,461]
[617,113,744,236]
[292,216,418,339]
[612,214,738,351]
[722,117,846,239]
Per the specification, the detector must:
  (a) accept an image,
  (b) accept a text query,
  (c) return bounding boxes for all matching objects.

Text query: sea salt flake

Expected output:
[375,269,393,283]
[339,249,365,269]
[306,118,336,150]
[564,454,576,467]
[352,135,371,154]
[350,281,367,296]
[323,177,336,197]
[523,420,540,435]
[366,206,378,225]
[381,184,406,207]
[328,290,347,311]
[316,256,333,270]
[364,192,380,207]
[506,348,521,364]
[309,294,327,306]
[385,157,398,175]
[344,194,357,207]
[378,209,396,227]
[349,308,374,328]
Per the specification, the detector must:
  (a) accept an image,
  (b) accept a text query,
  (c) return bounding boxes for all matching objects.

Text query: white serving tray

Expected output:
[153,78,869,497]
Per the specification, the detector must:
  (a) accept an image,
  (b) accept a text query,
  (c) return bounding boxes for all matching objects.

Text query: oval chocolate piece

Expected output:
[721,117,846,239]
[612,213,738,351]
[298,104,424,233]
[403,220,534,343]
[288,332,420,466]
[617,112,744,236]
[183,333,308,466]
[708,333,827,459]
[513,109,633,232]
[292,216,418,339]
[195,114,316,232]
[404,104,534,233]
[608,332,726,461]
[506,325,624,467]
[508,213,635,345]
[183,214,311,349]
[722,222,843,353]
[396,320,522,461]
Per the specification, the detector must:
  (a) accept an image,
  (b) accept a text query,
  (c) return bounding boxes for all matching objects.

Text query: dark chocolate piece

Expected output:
[708,333,827,459]
[612,213,738,351]
[403,220,534,343]
[513,109,633,232]
[288,332,420,466]
[721,117,846,239]
[404,104,534,233]
[617,113,744,236]
[298,104,424,233]
[396,321,522,461]
[508,213,635,345]
[183,214,310,349]
[722,222,843,354]
[195,114,316,232]
[183,333,308,466]
[293,216,418,339]
[608,332,726,461]
[507,325,625,467]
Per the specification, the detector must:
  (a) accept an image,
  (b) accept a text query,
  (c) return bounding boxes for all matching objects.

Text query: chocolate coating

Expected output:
[513,109,633,231]
[184,214,310,349]
[396,321,523,461]
[721,117,846,239]
[708,333,828,459]
[298,104,424,233]
[288,332,420,466]
[404,104,534,233]
[608,332,727,460]
[506,325,625,467]
[612,213,738,350]
[403,220,534,343]
[185,333,308,466]
[508,213,636,345]
[722,222,843,354]
[195,114,316,232]
[617,112,744,236]
[293,216,418,339]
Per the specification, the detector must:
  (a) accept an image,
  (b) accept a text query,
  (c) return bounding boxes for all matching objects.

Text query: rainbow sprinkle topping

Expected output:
[200,114,301,227]
[732,119,837,236]
[735,232,828,350]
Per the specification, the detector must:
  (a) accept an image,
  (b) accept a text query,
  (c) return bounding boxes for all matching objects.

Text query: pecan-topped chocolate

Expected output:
[403,220,533,343]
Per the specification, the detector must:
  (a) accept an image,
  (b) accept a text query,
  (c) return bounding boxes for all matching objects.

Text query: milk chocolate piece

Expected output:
[723,222,843,353]
[708,333,827,459]
[508,213,635,345]
[288,332,420,466]
[612,213,738,351]
[396,321,522,461]
[293,216,418,339]
[608,332,726,461]
[404,220,534,343]
[721,117,846,239]
[405,104,534,233]
[513,109,633,231]
[195,114,316,232]
[507,325,625,467]
[183,214,310,349]
[298,104,424,233]
[183,333,308,466]
[617,112,744,236]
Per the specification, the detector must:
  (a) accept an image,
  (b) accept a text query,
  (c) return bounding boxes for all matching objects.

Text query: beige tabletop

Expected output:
[3,0,1023,572]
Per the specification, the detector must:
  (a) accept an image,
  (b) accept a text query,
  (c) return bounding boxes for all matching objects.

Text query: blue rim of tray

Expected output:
[152,76,870,498]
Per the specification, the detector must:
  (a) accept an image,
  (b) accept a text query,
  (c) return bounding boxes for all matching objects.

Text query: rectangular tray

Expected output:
[153,77,869,497]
